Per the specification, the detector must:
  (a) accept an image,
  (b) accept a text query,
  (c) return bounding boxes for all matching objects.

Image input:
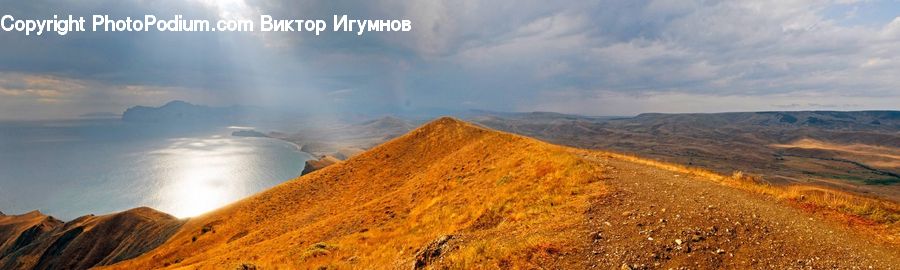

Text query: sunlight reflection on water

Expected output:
[0,121,310,220]
[146,136,305,218]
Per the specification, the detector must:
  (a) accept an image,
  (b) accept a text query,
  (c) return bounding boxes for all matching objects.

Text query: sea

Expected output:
[0,119,311,220]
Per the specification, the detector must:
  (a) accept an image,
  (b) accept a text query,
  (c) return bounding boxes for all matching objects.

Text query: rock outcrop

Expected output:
[300,155,342,175]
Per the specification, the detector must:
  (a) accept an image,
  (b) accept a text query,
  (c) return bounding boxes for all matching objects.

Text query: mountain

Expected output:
[101,117,898,269]
[301,155,341,175]
[629,111,900,131]
[468,109,616,123]
[121,100,269,124]
[0,211,62,260]
[471,111,900,201]
[2,117,896,268]
[0,207,182,270]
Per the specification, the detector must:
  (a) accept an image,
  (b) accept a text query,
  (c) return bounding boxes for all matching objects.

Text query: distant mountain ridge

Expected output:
[121,101,268,124]
[472,110,900,130]
[630,111,900,131]
[470,109,900,200]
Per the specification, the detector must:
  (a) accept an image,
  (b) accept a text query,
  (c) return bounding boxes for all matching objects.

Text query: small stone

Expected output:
[716,248,725,254]
[675,239,683,245]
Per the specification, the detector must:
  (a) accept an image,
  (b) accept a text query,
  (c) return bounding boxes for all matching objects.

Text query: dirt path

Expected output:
[577,153,900,269]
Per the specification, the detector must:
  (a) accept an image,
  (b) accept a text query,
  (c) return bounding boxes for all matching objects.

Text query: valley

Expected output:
[470,111,900,201]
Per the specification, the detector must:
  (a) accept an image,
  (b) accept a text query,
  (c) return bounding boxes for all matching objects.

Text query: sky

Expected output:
[0,0,899,119]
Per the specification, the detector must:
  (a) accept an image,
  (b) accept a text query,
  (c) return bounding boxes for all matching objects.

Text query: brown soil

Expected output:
[577,152,899,269]
[301,155,342,175]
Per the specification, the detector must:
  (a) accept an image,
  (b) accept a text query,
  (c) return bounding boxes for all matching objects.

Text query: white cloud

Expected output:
[0,72,222,120]
[2,0,900,117]
[881,17,900,39]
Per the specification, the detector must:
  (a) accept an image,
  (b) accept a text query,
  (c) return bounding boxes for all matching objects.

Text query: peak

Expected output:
[408,117,486,136]
[23,210,46,217]
[162,100,194,107]
[0,209,54,221]
[115,206,178,220]
[429,116,469,126]
[366,116,507,158]
[435,116,462,122]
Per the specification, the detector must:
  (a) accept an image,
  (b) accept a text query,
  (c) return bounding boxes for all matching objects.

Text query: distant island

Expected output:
[231,129,269,138]
[121,100,269,124]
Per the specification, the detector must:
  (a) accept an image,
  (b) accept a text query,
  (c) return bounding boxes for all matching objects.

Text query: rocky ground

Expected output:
[577,152,899,269]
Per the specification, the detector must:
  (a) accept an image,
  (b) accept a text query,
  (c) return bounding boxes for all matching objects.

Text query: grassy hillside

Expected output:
[108,117,607,269]
[103,117,899,269]
[0,208,182,270]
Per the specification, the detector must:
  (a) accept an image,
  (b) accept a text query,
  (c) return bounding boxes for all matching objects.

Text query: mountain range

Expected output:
[470,110,900,200]
[1,117,897,269]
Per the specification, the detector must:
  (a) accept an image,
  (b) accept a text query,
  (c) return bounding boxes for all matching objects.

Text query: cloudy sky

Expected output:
[1,0,899,119]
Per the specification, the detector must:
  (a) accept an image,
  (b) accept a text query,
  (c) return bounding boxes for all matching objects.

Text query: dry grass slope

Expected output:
[584,151,900,243]
[106,117,608,269]
[104,117,900,269]
[0,211,62,259]
[0,207,182,270]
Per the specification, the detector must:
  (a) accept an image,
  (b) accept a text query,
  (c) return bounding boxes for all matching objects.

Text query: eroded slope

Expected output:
[0,207,183,270]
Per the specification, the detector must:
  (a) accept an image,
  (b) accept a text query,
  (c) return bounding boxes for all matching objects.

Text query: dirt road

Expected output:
[577,152,899,269]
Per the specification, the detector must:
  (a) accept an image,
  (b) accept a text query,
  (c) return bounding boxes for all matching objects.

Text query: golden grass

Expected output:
[106,117,608,269]
[592,150,900,243]
[105,118,900,269]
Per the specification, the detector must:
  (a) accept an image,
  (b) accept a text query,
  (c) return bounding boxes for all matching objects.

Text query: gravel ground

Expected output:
[577,153,899,269]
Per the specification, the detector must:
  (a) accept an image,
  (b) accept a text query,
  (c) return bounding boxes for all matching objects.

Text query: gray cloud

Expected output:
[0,0,899,119]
